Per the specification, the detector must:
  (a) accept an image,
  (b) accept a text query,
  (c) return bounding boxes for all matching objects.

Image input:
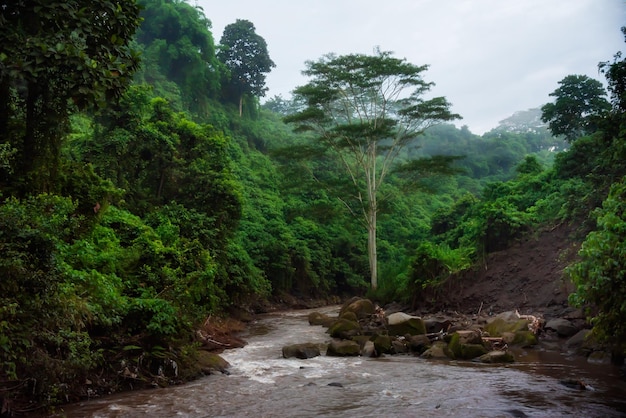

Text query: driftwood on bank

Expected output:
[515,310,543,334]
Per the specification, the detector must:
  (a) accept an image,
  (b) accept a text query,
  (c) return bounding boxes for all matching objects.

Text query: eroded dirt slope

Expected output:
[419,224,582,317]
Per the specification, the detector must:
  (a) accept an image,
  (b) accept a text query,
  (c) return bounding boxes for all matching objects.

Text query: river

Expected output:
[60,306,626,417]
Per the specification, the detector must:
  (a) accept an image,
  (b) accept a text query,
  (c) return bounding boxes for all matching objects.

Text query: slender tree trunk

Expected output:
[238,95,243,117]
[367,142,378,290]
[368,207,377,290]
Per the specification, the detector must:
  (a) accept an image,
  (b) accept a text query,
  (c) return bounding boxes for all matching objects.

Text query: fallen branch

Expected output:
[515,310,543,334]
[481,336,508,350]
[196,330,232,348]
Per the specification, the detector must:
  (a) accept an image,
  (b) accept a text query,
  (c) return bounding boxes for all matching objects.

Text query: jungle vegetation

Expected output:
[0,0,624,409]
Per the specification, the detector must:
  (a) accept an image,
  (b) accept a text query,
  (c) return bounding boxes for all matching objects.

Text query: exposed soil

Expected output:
[416,223,582,319]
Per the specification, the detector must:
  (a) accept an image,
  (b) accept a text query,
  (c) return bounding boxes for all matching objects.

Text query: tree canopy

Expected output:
[218,19,275,115]
[540,74,610,141]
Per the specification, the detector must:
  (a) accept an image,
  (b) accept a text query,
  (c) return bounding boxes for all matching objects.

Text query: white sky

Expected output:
[196,0,625,134]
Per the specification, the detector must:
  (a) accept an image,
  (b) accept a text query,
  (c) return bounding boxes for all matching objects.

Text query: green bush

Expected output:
[568,177,626,343]
[403,242,471,303]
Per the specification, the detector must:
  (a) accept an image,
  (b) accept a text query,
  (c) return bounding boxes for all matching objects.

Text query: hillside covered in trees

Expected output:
[0,0,625,412]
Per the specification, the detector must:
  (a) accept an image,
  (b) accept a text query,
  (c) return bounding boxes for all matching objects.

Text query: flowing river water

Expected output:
[60,306,626,417]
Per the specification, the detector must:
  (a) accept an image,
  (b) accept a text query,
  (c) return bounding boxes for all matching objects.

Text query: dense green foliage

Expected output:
[0,0,624,409]
[135,0,223,114]
[565,27,626,345]
[0,0,141,193]
[568,178,626,344]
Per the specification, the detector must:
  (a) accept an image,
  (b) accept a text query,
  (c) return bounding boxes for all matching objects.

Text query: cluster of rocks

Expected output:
[282,297,602,366]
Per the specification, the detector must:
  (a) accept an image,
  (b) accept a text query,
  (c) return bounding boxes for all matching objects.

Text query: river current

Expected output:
[60,306,626,417]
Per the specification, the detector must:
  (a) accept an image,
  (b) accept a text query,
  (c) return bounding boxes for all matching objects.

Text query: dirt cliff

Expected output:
[418,224,582,318]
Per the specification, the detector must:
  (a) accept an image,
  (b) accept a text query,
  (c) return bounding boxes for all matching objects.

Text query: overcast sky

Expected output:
[197,0,625,134]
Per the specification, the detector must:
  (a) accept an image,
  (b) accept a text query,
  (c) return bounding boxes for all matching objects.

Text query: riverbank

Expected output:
[57,305,626,417]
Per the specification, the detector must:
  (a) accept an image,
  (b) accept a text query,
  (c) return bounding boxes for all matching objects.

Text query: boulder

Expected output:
[484,317,529,336]
[587,350,611,365]
[386,312,426,336]
[361,340,376,357]
[545,318,579,338]
[448,332,487,360]
[478,350,515,364]
[340,297,375,320]
[407,334,431,354]
[328,318,361,339]
[423,317,452,334]
[512,330,538,347]
[501,330,537,347]
[282,343,321,359]
[339,311,359,323]
[455,330,483,345]
[372,334,393,355]
[421,341,452,359]
[308,311,336,327]
[326,339,360,356]
[564,329,592,355]
[197,351,230,375]
[560,379,590,390]
[391,339,409,354]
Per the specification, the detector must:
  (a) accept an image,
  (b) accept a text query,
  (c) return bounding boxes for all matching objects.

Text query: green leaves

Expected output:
[541,75,610,141]
[217,19,275,110]
[135,0,223,113]
[568,177,626,343]
[1,0,142,191]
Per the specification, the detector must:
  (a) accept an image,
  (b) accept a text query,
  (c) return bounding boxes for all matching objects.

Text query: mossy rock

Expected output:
[391,340,408,354]
[372,334,393,354]
[461,344,488,360]
[448,333,488,360]
[197,351,230,374]
[407,334,431,354]
[386,312,426,336]
[308,311,336,327]
[340,297,375,320]
[455,330,483,345]
[421,341,453,359]
[328,318,361,339]
[326,339,360,356]
[282,343,321,359]
[339,311,359,323]
[512,330,538,347]
[484,318,529,337]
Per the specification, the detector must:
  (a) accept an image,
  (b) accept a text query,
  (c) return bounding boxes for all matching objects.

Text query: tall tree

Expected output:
[541,75,611,142]
[285,50,460,290]
[218,19,275,116]
[0,0,141,192]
